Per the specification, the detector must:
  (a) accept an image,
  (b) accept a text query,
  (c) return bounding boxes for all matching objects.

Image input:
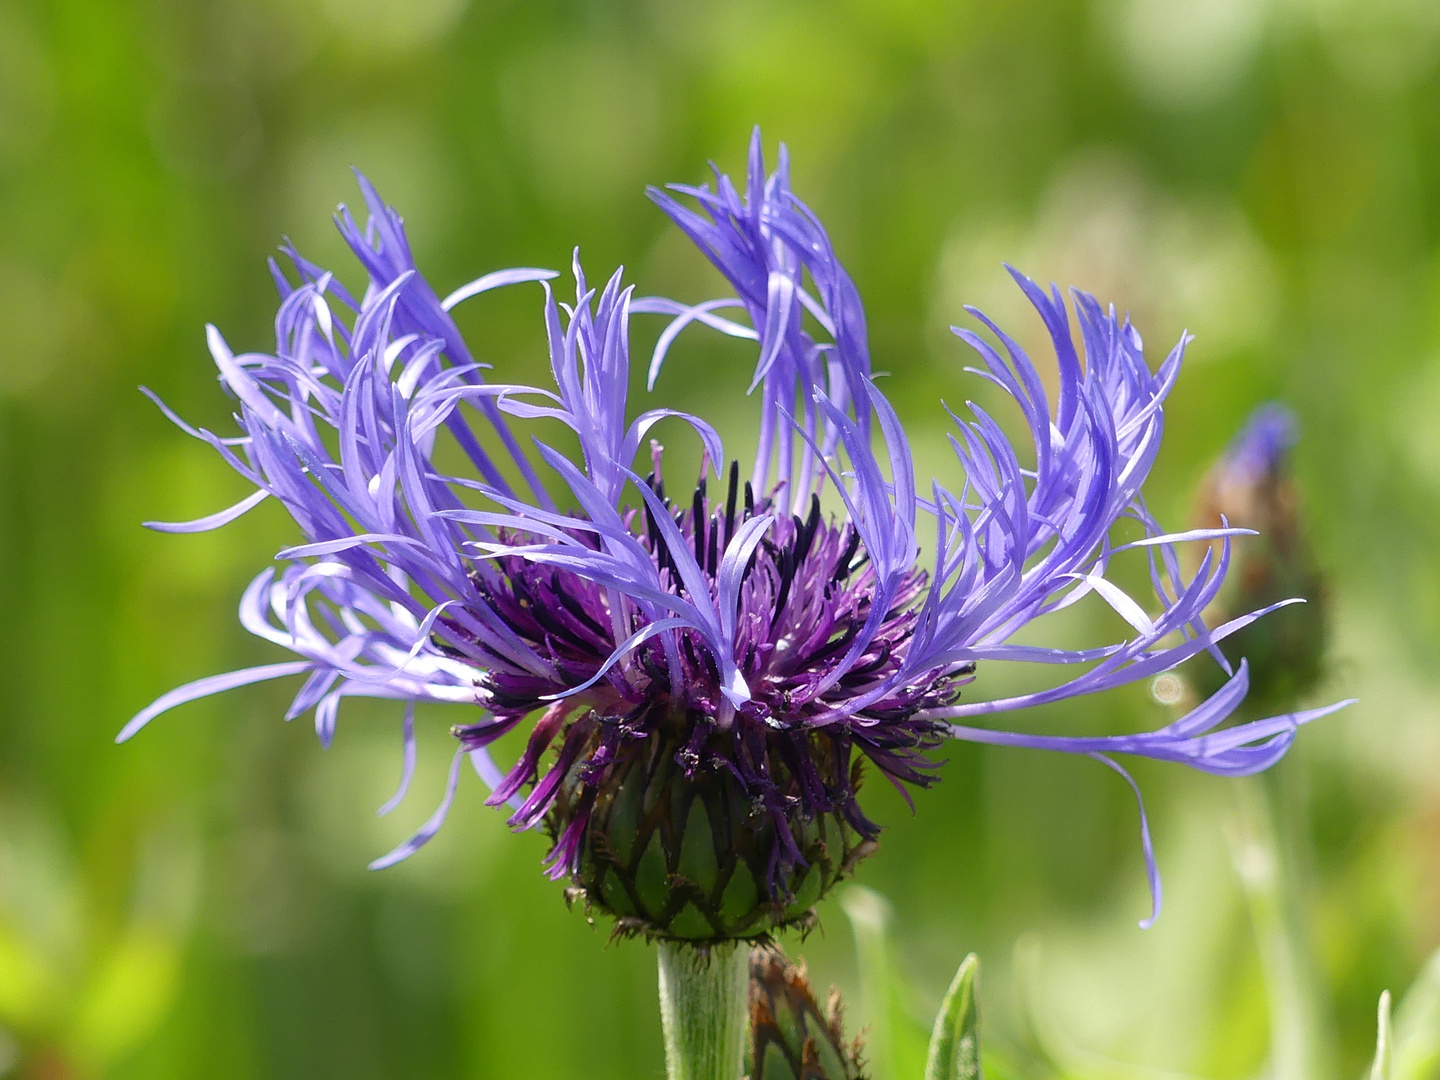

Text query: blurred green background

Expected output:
[2,0,1438,1076]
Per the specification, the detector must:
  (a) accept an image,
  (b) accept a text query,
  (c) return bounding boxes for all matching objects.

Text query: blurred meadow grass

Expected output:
[2,0,1439,1076]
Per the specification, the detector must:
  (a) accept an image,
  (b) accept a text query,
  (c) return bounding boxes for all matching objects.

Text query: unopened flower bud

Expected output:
[749,945,866,1080]
[1190,404,1327,710]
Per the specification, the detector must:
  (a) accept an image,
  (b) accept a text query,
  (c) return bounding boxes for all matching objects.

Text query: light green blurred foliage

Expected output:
[0,800,199,1077]
[2,0,1439,1075]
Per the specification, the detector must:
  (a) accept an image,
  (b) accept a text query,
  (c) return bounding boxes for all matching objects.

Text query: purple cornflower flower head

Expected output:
[123,132,1351,938]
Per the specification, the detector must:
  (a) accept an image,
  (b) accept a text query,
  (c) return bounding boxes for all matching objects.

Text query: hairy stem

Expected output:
[657,941,750,1080]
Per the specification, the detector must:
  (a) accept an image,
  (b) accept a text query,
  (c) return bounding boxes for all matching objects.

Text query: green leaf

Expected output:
[924,953,981,1080]
[841,887,894,1078]
[1371,990,1393,1080]
[1392,946,1440,1080]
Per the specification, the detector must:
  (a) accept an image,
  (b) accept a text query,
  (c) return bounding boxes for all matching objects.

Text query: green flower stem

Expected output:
[1231,776,1330,1080]
[657,940,750,1080]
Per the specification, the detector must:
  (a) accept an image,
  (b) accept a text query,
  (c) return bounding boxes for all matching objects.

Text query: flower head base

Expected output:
[124,131,1352,939]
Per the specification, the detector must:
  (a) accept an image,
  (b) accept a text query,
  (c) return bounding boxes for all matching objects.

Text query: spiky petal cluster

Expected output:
[123,132,1351,929]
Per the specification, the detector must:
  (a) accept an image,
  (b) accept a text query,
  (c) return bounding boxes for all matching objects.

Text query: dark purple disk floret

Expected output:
[124,130,1353,934]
